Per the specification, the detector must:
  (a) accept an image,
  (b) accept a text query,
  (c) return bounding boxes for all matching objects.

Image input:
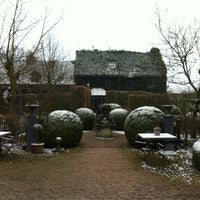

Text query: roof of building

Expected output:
[0,60,74,85]
[75,48,166,77]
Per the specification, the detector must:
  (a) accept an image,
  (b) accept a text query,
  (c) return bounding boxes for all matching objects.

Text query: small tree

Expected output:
[35,34,72,116]
[0,0,61,132]
[38,33,71,86]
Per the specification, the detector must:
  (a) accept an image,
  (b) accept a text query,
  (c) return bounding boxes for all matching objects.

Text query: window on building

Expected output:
[107,61,116,69]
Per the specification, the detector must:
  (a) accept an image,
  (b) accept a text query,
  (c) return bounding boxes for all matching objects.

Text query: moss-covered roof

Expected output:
[75,48,166,77]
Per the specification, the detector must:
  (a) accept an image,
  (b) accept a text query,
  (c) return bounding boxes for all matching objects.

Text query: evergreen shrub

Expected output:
[44,110,83,148]
[75,107,96,130]
[101,103,121,118]
[124,106,165,146]
[109,108,129,130]
[192,140,200,170]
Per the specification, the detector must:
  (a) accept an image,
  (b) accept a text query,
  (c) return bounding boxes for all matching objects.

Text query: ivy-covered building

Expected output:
[74,48,167,93]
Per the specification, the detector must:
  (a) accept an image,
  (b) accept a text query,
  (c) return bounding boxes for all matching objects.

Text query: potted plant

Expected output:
[31,123,44,154]
[153,126,161,136]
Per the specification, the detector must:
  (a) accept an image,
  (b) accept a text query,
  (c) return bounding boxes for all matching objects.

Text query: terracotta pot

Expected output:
[31,143,44,154]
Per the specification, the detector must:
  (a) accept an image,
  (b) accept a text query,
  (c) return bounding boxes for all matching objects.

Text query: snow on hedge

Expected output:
[193,140,200,152]
[186,112,200,118]
[129,106,164,122]
[75,108,95,116]
[75,108,96,130]
[48,110,82,125]
[109,108,129,130]
[109,103,121,110]
[109,108,128,116]
[33,123,43,130]
[124,106,165,146]
[45,110,83,148]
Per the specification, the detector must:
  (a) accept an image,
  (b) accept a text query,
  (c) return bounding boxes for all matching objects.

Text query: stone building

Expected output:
[74,48,167,93]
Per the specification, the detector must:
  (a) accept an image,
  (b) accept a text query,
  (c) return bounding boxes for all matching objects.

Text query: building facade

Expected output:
[74,48,167,93]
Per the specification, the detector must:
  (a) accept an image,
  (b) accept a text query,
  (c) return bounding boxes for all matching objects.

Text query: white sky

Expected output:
[26,0,200,92]
[30,0,200,60]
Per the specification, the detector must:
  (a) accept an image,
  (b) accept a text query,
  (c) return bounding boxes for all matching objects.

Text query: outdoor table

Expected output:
[0,131,12,137]
[0,131,12,156]
[138,133,177,140]
[137,133,177,159]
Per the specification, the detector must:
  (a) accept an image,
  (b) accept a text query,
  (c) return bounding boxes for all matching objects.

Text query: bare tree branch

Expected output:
[155,6,200,95]
[0,0,62,132]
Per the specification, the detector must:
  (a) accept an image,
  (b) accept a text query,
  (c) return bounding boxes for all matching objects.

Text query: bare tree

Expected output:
[32,33,74,115]
[0,0,61,132]
[155,7,200,139]
[155,7,200,96]
[38,33,71,85]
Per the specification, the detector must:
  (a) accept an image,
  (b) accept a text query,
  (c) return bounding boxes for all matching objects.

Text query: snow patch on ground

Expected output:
[140,148,200,185]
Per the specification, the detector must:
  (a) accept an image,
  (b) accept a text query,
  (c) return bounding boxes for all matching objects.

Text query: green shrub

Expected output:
[33,123,44,143]
[101,103,121,118]
[171,105,181,115]
[44,110,83,148]
[192,140,200,170]
[75,108,96,130]
[124,106,165,146]
[109,108,129,130]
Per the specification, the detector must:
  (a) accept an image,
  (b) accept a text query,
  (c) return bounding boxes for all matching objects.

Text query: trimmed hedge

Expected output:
[44,110,83,148]
[192,140,200,170]
[109,108,129,130]
[75,107,96,130]
[101,103,121,118]
[128,92,167,111]
[124,106,165,146]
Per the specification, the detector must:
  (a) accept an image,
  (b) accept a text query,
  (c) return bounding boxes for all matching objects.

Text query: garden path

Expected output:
[0,130,200,199]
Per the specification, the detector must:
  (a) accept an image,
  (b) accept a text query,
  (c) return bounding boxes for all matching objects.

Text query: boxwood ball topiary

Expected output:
[192,140,200,170]
[109,108,129,130]
[101,103,121,118]
[124,106,165,146]
[45,110,83,148]
[75,107,96,130]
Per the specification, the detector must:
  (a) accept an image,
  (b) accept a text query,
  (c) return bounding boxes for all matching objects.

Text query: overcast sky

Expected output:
[30,0,200,60]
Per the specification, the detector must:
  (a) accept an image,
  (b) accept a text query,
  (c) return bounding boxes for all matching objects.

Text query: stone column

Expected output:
[162,105,174,135]
[26,104,38,151]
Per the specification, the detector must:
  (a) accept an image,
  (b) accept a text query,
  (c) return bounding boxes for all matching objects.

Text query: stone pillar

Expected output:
[26,104,38,151]
[162,105,174,135]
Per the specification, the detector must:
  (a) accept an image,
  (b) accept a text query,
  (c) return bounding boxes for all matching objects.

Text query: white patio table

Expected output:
[138,133,177,140]
[0,131,12,137]
[137,133,177,160]
[0,131,13,156]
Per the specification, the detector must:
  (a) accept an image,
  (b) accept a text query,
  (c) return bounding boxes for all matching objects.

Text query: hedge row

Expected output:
[106,91,196,113]
[6,84,197,115]
[12,85,91,115]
